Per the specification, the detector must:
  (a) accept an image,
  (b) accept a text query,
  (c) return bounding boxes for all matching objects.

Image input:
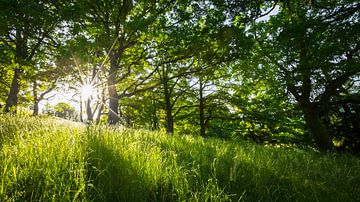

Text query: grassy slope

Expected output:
[0,115,359,201]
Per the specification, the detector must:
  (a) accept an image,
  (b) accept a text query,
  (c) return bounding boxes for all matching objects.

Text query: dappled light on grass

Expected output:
[0,115,360,201]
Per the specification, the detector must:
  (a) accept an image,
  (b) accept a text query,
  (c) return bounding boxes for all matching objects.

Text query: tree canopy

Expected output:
[0,0,359,153]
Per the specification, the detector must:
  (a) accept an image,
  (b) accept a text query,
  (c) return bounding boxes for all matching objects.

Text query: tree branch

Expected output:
[173,105,198,118]
[318,71,359,107]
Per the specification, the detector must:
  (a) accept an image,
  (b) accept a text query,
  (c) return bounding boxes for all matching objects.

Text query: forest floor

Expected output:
[0,115,359,201]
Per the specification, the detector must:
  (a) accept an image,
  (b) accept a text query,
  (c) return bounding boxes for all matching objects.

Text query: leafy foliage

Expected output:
[0,0,359,153]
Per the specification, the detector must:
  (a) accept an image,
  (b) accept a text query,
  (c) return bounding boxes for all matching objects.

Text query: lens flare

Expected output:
[80,84,95,100]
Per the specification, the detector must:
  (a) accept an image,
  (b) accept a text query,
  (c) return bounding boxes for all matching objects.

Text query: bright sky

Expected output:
[256,5,280,22]
[39,78,101,114]
[39,87,79,113]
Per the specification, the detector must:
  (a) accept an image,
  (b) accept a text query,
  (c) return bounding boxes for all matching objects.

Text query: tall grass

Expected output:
[0,115,359,201]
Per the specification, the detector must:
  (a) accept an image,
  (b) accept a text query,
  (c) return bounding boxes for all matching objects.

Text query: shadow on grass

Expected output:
[84,133,299,201]
[84,134,181,201]
[157,136,332,201]
[83,132,359,201]
[84,134,150,201]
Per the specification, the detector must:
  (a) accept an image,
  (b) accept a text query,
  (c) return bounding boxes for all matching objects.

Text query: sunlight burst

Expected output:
[80,83,96,100]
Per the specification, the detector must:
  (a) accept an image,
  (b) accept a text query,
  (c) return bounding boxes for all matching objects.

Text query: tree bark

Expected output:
[107,64,120,124]
[95,104,104,124]
[163,78,174,134]
[4,27,28,113]
[302,104,334,152]
[32,81,39,116]
[33,101,39,116]
[33,98,39,116]
[4,68,22,113]
[86,98,93,121]
[165,104,174,134]
[199,77,206,137]
[95,89,105,124]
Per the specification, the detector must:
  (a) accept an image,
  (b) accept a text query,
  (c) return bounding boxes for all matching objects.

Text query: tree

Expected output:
[31,78,56,116]
[0,64,12,104]
[0,0,69,113]
[55,33,108,123]
[255,0,360,151]
[29,55,67,116]
[54,102,75,119]
[70,0,181,124]
[155,59,196,134]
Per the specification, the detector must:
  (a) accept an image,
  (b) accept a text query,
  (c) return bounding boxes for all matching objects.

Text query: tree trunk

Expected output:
[5,28,28,113]
[199,77,206,137]
[32,80,39,116]
[79,95,83,122]
[4,68,22,113]
[86,98,93,121]
[95,104,104,124]
[107,64,119,124]
[303,104,334,152]
[95,89,105,124]
[33,100,39,116]
[163,79,174,134]
[152,98,158,130]
[165,104,174,134]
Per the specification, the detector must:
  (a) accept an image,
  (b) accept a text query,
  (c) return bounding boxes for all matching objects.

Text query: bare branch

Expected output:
[171,81,198,108]
[39,85,56,101]
[318,71,359,107]
[118,67,160,98]
[173,105,198,118]
[256,0,279,18]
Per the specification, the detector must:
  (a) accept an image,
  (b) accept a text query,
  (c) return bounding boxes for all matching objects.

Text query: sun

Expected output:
[80,83,96,100]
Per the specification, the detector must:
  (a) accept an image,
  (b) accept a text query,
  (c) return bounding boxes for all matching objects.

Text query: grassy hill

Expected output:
[0,115,359,201]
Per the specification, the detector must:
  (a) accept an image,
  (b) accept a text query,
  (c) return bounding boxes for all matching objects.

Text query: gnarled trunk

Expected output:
[303,104,333,152]
[5,28,28,113]
[4,68,22,113]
